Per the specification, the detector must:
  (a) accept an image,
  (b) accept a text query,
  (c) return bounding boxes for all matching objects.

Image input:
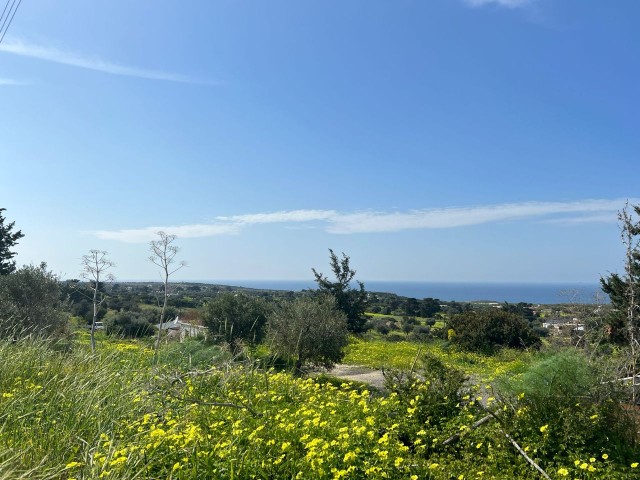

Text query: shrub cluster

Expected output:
[104,311,156,338]
[447,309,541,354]
[0,263,67,338]
[201,292,269,346]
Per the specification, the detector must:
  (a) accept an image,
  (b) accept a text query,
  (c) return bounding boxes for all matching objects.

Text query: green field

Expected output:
[0,332,637,479]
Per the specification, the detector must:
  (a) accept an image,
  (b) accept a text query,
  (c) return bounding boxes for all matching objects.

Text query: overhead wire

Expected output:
[0,0,13,27]
[0,0,16,37]
[0,0,22,45]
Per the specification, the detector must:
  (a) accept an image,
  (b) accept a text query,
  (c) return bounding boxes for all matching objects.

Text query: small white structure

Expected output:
[156,316,208,341]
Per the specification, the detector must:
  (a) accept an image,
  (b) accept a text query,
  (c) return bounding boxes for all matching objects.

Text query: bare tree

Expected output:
[80,250,115,352]
[149,231,186,352]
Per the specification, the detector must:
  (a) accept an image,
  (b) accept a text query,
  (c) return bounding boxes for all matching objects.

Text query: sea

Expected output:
[205,280,606,305]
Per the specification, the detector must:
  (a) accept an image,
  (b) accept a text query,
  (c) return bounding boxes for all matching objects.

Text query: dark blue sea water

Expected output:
[206,280,606,305]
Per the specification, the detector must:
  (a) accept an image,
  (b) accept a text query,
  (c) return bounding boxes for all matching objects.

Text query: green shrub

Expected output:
[497,350,638,465]
[384,353,467,432]
[0,263,67,338]
[267,296,348,370]
[201,292,269,346]
[104,311,155,338]
[447,309,540,354]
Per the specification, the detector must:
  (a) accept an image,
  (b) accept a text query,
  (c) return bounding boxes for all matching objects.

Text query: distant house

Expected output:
[542,317,584,336]
[156,316,208,341]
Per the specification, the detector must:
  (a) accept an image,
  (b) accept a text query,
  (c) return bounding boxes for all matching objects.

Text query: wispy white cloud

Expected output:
[92,224,240,243]
[0,38,210,84]
[0,77,29,85]
[542,214,619,226]
[326,199,630,234]
[91,199,634,242]
[463,0,532,8]
[218,209,338,225]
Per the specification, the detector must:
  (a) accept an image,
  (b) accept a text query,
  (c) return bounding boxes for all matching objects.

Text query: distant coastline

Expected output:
[193,280,606,305]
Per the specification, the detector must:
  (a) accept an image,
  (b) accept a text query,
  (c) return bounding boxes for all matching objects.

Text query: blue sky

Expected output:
[1,0,638,283]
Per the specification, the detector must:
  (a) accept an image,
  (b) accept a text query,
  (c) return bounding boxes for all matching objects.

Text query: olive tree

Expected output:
[267,296,348,371]
[0,263,66,338]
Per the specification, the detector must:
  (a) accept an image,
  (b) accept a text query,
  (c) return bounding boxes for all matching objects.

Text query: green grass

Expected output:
[0,334,636,479]
[343,338,532,379]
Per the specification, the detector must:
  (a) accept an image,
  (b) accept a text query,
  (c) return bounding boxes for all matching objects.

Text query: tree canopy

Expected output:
[202,292,269,347]
[267,296,348,371]
[0,208,24,275]
[447,309,541,354]
[600,203,640,344]
[0,263,66,338]
[312,249,367,333]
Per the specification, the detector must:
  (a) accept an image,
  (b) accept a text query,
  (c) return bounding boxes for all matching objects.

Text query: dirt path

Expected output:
[324,364,386,390]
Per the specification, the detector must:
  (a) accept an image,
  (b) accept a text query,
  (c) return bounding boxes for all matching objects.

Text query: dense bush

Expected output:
[0,263,67,338]
[447,309,541,354]
[104,311,155,338]
[408,325,431,341]
[384,353,467,428]
[201,292,269,346]
[267,295,348,370]
[365,316,399,335]
[497,350,638,464]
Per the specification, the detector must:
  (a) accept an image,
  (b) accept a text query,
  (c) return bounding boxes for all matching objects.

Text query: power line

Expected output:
[0,0,16,36]
[0,0,13,27]
[0,0,22,45]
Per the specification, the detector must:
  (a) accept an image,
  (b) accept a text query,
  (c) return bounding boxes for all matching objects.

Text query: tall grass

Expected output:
[0,335,637,479]
[0,336,151,478]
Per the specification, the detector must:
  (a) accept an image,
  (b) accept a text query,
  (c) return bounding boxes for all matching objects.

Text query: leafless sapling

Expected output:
[80,250,115,352]
[149,231,186,352]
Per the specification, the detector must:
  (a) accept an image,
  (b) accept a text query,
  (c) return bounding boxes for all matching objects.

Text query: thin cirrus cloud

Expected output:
[217,209,339,225]
[0,77,29,85]
[91,199,632,243]
[463,0,532,8]
[93,224,241,243]
[0,38,210,84]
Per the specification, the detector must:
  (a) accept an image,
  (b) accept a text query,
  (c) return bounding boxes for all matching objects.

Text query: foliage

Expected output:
[0,336,637,479]
[344,338,531,379]
[0,208,24,276]
[601,203,640,344]
[313,249,368,333]
[154,338,231,370]
[104,311,155,338]
[497,350,638,469]
[447,309,541,354]
[267,295,348,370]
[384,353,467,430]
[202,292,269,346]
[0,263,67,338]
